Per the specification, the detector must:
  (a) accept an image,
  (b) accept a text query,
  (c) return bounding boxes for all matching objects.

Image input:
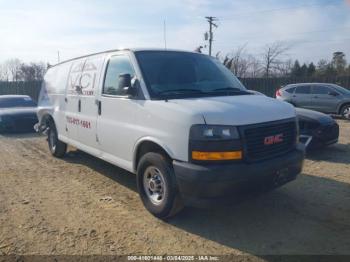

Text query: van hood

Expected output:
[167,95,296,126]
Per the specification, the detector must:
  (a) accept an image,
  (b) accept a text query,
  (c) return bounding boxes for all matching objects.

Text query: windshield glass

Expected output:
[135,51,247,99]
[0,97,37,108]
[331,84,350,95]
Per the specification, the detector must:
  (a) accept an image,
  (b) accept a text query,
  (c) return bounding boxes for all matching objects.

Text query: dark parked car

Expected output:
[248,90,339,149]
[276,83,350,119]
[296,108,339,149]
[0,95,38,133]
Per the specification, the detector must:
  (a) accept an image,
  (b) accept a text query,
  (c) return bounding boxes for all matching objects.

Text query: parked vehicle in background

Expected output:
[276,83,350,119]
[0,95,38,133]
[36,49,304,218]
[296,108,339,149]
[249,90,339,149]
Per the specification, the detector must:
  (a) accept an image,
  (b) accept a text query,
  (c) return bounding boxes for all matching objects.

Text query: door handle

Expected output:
[313,96,318,98]
[98,100,102,115]
[78,99,81,112]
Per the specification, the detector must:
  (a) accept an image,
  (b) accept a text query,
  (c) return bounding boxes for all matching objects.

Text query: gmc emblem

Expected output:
[264,134,284,145]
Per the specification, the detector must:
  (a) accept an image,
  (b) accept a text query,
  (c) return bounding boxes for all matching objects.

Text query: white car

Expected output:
[36,49,305,218]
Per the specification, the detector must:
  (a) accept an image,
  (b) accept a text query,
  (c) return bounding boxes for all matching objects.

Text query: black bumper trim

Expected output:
[173,145,305,202]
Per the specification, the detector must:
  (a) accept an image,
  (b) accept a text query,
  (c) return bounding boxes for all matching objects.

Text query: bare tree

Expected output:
[261,42,289,78]
[223,44,251,77]
[230,44,247,77]
[4,59,22,81]
[0,63,10,81]
[246,55,261,78]
[275,58,293,77]
[18,62,46,81]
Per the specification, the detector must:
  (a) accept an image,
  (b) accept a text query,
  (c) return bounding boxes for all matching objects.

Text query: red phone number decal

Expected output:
[66,116,91,129]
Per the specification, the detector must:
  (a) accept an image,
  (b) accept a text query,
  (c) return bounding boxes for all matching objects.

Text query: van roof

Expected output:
[50,48,200,68]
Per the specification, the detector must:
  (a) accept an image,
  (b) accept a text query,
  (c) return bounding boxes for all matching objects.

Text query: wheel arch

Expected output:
[338,101,350,114]
[133,138,174,172]
[38,112,55,133]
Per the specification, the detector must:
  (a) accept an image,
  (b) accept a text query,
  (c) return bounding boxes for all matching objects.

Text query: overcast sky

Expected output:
[0,0,349,64]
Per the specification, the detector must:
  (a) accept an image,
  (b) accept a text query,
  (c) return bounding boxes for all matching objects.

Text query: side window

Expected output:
[103,55,135,96]
[312,85,331,95]
[295,85,311,94]
[286,86,296,94]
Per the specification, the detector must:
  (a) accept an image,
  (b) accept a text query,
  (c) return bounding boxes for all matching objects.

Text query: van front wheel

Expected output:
[137,152,184,219]
[47,121,67,158]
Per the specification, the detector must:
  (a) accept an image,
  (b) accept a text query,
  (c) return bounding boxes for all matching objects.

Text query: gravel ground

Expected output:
[0,120,349,258]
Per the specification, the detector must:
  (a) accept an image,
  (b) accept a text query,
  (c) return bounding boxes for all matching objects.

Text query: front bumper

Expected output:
[300,122,339,149]
[0,115,38,134]
[314,122,339,144]
[173,145,305,205]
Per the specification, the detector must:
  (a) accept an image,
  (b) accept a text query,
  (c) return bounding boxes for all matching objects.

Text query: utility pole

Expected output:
[205,16,218,56]
[163,19,167,49]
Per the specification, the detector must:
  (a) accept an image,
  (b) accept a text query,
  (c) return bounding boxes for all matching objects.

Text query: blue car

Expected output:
[0,95,38,133]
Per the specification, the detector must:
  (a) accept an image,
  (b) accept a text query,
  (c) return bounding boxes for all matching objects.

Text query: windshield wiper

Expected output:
[211,87,245,92]
[209,87,251,95]
[158,88,205,95]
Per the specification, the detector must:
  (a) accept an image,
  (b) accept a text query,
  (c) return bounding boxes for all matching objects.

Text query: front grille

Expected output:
[242,119,296,162]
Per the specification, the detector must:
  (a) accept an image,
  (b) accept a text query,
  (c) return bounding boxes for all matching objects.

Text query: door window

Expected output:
[295,85,311,94]
[312,85,331,95]
[103,55,135,96]
[285,86,296,94]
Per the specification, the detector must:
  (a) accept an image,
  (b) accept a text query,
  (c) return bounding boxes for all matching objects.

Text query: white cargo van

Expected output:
[37,49,304,218]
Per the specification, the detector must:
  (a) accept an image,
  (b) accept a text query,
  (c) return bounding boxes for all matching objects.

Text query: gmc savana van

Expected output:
[37,49,305,218]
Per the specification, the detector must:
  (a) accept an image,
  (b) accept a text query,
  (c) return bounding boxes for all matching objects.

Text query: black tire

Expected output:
[47,120,67,158]
[340,103,350,120]
[137,152,184,219]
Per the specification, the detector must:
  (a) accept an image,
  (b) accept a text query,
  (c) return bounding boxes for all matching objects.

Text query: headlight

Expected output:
[190,125,240,140]
[189,125,242,161]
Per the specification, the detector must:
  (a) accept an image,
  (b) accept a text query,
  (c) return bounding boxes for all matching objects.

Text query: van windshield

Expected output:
[135,51,248,99]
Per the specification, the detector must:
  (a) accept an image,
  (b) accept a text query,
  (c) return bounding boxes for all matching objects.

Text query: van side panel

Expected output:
[64,58,86,142]
[75,54,106,156]
[38,61,72,137]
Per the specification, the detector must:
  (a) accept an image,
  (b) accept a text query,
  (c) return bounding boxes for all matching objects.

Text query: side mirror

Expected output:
[118,74,137,97]
[328,91,339,96]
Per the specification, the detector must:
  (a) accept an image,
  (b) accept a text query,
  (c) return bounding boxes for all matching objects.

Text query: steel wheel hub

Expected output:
[143,166,166,205]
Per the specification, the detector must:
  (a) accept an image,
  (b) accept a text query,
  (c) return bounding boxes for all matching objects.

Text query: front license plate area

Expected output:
[274,167,291,185]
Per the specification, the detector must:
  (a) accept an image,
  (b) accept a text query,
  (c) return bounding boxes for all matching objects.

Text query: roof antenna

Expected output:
[163,19,167,50]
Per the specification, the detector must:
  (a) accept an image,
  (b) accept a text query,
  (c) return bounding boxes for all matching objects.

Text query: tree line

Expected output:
[216,42,350,79]
[0,59,47,82]
[1,43,350,82]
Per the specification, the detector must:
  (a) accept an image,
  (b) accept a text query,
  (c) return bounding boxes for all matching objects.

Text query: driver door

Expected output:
[96,53,138,171]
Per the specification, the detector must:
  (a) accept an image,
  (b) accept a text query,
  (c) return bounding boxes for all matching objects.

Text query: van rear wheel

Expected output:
[137,152,184,219]
[48,121,67,158]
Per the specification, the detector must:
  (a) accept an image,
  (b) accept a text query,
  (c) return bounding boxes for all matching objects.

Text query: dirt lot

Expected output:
[0,120,349,257]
